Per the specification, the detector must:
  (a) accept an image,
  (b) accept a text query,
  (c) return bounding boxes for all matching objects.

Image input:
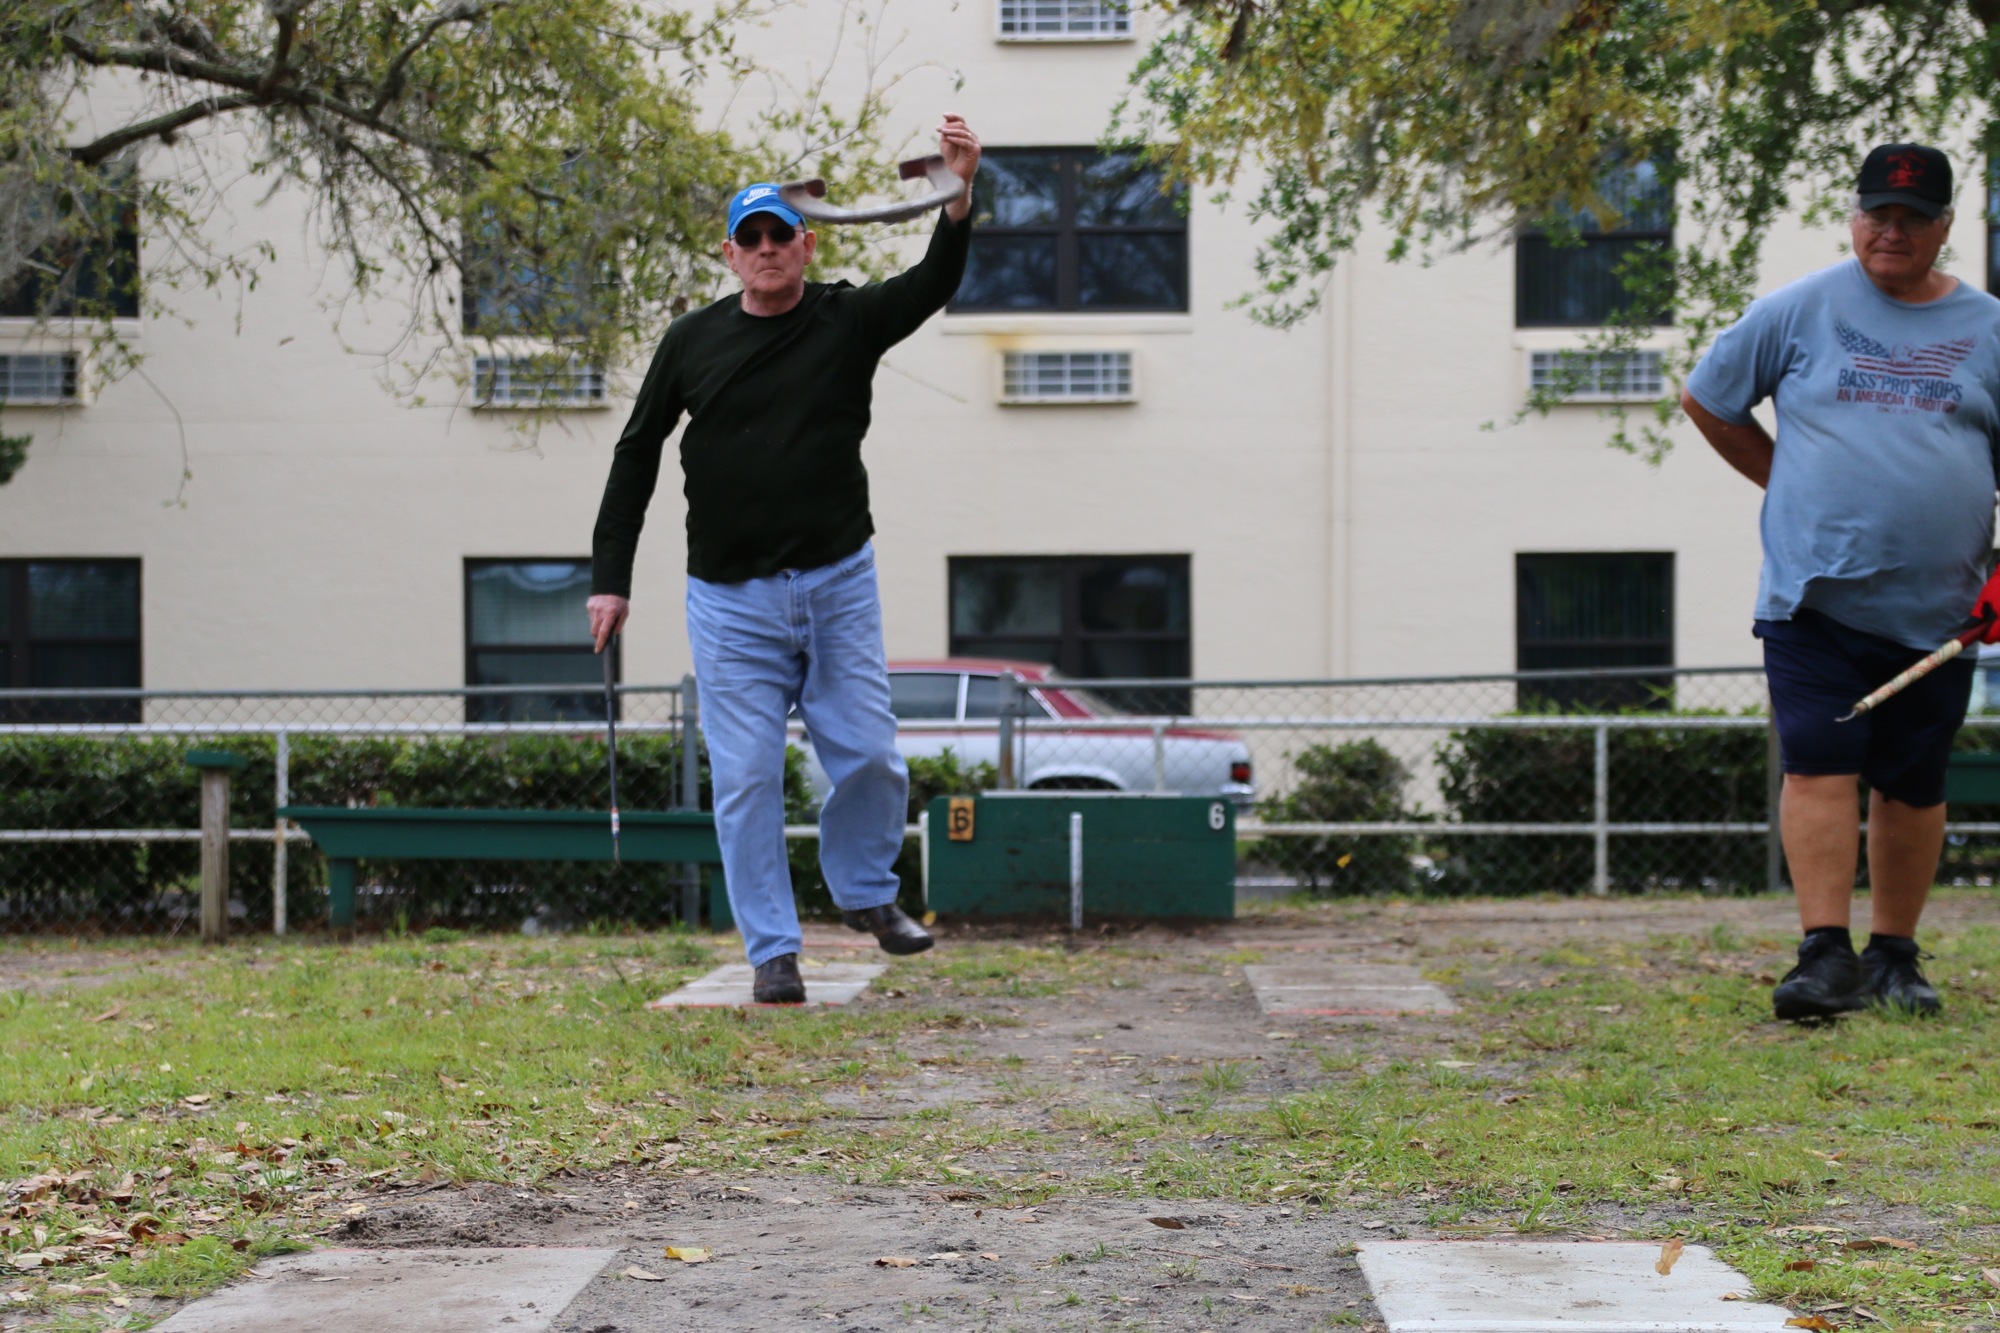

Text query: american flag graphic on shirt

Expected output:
[1835,320,1975,376]
[1833,320,1972,413]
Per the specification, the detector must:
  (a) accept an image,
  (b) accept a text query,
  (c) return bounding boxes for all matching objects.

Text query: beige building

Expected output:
[0,1,1963,705]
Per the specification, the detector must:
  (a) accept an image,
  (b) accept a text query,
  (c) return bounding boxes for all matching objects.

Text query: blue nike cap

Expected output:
[726,183,804,236]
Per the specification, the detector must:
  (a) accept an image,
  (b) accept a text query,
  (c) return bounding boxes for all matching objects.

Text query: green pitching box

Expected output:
[924,792,1236,920]
[1946,752,2000,803]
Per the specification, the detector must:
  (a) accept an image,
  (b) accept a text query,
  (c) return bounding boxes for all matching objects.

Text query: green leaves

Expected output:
[1,0,909,481]
[1127,0,1998,457]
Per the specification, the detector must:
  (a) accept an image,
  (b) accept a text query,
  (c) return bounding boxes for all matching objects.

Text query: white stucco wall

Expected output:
[1,3,1983,691]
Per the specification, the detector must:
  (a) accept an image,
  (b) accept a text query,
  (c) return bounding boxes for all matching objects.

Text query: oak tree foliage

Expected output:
[1122,0,2000,456]
[0,0,910,480]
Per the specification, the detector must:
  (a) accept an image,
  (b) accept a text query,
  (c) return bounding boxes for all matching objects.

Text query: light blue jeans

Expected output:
[685,541,908,967]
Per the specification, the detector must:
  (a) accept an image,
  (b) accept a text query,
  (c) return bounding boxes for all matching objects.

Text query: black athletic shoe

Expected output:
[1772,935,1871,1022]
[752,953,806,1004]
[1862,937,1942,1016]
[840,903,934,955]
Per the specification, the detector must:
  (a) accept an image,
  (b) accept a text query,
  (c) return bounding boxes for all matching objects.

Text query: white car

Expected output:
[796,658,1255,806]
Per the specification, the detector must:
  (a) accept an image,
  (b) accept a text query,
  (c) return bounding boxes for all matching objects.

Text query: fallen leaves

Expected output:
[1984,1268,2000,1290]
[664,1246,709,1264]
[1656,1238,1684,1276]
[873,1256,918,1268]
[1841,1237,1917,1253]
[1146,1217,1185,1230]
[1785,1318,1839,1331]
[1785,1259,1817,1273]
[622,1266,663,1282]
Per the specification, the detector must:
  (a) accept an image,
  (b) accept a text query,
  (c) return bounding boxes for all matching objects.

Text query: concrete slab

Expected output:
[648,960,886,1008]
[1356,1241,1795,1333]
[151,1247,617,1333]
[1245,963,1458,1015]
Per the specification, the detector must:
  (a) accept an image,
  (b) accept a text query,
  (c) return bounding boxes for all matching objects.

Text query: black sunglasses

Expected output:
[732,220,798,248]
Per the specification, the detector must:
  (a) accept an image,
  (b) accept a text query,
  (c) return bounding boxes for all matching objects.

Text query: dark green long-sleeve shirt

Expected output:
[591,211,971,592]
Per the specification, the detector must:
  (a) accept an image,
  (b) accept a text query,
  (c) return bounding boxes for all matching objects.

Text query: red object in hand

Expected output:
[1973,567,2000,643]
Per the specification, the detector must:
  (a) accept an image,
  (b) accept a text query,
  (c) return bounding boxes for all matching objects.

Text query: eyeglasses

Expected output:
[731,221,798,248]
[1857,209,1945,236]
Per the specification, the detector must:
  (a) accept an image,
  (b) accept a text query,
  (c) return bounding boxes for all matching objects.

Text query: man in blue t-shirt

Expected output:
[1683,143,2000,1021]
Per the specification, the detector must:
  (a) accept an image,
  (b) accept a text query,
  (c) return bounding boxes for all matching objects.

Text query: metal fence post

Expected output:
[273,730,289,937]
[1766,713,1785,894]
[1151,722,1167,793]
[1592,723,1610,897]
[1069,810,1083,931]
[679,674,702,928]
[996,671,1018,790]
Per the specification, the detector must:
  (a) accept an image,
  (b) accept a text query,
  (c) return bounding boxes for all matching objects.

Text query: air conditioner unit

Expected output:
[472,355,608,409]
[1000,350,1136,405]
[997,0,1132,40]
[1528,349,1667,403]
[0,352,80,405]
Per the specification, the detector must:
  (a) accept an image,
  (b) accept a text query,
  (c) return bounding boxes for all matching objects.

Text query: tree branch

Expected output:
[69,93,259,164]
[60,31,501,172]
[259,3,297,94]
[371,0,507,116]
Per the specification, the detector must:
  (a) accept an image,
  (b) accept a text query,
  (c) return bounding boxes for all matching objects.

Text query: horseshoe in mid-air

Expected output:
[777,155,966,225]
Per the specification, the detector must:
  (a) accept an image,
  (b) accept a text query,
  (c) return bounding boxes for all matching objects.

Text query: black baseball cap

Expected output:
[1857,143,1953,218]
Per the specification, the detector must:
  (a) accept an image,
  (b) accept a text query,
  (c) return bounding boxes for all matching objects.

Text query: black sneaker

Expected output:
[1772,935,1870,1022]
[1862,937,1942,1016]
[752,953,806,1005]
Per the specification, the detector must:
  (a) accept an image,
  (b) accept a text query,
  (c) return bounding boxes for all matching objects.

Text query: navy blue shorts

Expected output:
[1757,609,1974,808]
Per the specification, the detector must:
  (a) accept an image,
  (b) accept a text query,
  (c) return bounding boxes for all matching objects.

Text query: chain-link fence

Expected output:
[0,683,693,933]
[9,666,2000,933]
[993,664,2000,898]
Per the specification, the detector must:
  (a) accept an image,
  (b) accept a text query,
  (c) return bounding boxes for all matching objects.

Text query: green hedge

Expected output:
[1255,740,1421,894]
[0,733,708,930]
[1,733,1000,931]
[1433,715,1770,895]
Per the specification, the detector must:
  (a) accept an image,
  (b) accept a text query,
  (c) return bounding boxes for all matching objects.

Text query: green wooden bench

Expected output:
[277,806,724,928]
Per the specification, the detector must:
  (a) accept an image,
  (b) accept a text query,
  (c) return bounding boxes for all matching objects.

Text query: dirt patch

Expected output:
[0,945,186,994]
[125,892,2000,1331]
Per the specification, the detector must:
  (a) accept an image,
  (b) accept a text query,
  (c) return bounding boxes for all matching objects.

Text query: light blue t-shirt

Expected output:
[1686,259,2000,648]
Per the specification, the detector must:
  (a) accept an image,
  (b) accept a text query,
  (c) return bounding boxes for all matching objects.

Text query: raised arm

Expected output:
[845,114,981,350]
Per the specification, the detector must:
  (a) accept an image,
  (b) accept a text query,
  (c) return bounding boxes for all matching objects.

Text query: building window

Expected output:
[0,560,141,722]
[464,560,605,722]
[0,168,140,320]
[1001,349,1135,403]
[1516,553,1674,711]
[949,555,1190,711]
[0,353,81,405]
[472,355,608,409]
[997,0,1131,39]
[951,149,1187,313]
[1987,159,2000,299]
[1516,157,1673,328]
[1527,349,1666,402]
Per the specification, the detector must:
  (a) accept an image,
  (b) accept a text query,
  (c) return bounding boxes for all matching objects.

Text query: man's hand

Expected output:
[1972,567,2000,643]
[587,594,630,653]
[939,113,980,223]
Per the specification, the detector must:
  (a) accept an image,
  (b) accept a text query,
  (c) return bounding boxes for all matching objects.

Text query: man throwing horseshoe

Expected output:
[1683,143,2000,1022]
[588,115,981,1003]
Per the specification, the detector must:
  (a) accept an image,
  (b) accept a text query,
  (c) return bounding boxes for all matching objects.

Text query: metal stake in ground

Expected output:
[602,635,621,865]
[777,155,966,225]
[1837,620,1986,722]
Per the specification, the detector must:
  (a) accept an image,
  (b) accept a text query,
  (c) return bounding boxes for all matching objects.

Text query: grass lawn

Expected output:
[0,898,1997,1329]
